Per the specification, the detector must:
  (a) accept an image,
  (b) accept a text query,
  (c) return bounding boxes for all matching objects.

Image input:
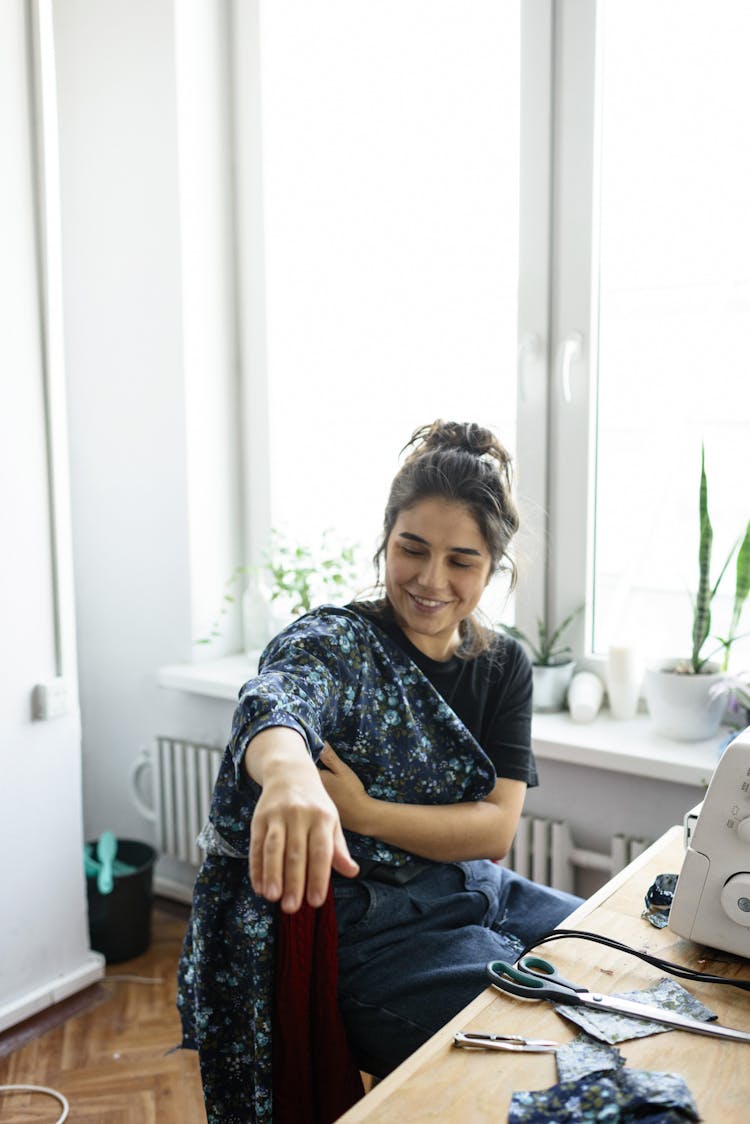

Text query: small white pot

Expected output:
[532,661,576,713]
[643,659,726,741]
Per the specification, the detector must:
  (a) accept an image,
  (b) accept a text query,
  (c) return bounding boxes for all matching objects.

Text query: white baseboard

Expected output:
[0,952,105,1034]
[154,873,195,905]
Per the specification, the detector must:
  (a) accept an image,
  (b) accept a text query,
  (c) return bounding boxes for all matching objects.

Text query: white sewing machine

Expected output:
[669,726,750,958]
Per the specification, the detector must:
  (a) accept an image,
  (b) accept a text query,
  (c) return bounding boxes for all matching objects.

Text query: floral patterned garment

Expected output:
[177,607,498,1123]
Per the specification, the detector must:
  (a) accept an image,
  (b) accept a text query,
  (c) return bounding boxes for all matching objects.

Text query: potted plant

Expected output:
[643,447,750,741]
[262,527,361,625]
[198,529,363,656]
[501,605,584,712]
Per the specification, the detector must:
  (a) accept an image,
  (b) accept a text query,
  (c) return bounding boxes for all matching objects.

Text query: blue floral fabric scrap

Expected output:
[554,976,716,1044]
[555,1035,624,1084]
[509,1033,699,1122]
[509,1069,700,1123]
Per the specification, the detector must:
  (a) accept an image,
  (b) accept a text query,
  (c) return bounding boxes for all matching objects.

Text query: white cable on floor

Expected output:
[0,1084,69,1122]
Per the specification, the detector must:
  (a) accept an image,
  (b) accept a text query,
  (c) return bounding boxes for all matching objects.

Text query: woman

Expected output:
[178,421,582,1123]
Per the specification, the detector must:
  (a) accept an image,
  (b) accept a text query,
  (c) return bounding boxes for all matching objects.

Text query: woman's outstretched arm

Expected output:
[319,744,526,862]
[244,727,359,913]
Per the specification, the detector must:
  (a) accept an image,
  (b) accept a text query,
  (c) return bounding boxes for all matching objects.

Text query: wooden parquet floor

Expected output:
[0,898,206,1123]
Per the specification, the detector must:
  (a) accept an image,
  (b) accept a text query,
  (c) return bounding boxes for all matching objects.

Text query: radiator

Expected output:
[130,737,224,866]
[499,815,652,895]
[131,739,651,894]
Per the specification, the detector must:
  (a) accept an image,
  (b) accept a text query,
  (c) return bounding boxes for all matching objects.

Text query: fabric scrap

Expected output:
[555,1034,624,1083]
[508,1068,700,1123]
[554,976,715,1044]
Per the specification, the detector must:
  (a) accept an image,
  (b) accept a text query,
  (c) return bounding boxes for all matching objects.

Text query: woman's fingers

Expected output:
[305,818,335,908]
[249,796,358,912]
[250,816,284,901]
[332,821,360,879]
[319,742,340,768]
[279,811,309,912]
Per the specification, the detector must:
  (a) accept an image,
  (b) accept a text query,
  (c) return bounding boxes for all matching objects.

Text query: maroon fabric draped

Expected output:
[272,884,365,1123]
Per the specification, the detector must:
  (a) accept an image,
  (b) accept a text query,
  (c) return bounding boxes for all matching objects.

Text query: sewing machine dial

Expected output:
[720,873,750,926]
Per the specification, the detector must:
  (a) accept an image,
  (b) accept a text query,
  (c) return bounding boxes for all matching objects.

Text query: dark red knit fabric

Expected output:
[272,884,365,1123]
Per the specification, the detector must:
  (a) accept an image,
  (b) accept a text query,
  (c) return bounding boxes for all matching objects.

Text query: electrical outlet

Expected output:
[32,678,70,720]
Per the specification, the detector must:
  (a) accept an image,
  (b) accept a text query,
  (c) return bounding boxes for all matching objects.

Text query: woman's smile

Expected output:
[406,591,452,613]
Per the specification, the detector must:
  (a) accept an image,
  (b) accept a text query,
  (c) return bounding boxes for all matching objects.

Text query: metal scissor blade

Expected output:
[453,1031,558,1053]
[574,991,750,1044]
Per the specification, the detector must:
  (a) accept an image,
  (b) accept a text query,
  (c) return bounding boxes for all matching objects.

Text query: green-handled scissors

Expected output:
[486,955,750,1045]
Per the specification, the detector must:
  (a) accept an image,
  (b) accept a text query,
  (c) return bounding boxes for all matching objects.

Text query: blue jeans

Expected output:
[333,860,582,1077]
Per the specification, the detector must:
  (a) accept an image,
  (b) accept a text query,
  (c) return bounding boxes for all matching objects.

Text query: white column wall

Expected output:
[0,0,103,1031]
[53,0,240,862]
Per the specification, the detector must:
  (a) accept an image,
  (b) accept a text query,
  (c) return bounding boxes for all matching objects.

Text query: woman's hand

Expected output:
[318,744,372,833]
[245,728,359,913]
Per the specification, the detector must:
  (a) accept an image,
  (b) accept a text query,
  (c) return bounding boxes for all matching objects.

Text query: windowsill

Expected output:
[157,655,728,788]
[157,653,258,701]
[530,710,724,788]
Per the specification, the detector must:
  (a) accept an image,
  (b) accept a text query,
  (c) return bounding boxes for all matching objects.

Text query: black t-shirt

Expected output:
[351,604,538,787]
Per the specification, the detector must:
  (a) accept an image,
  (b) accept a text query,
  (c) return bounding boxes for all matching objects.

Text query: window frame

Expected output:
[230,0,604,664]
[543,0,600,668]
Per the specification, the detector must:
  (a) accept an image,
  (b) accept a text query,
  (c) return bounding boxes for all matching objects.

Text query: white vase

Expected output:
[567,671,604,723]
[643,659,725,741]
[532,661,576,713]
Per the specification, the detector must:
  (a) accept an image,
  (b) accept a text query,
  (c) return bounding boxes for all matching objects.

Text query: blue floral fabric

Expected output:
[509,1069,700,1123]
[553,977,716,1045]
[510,1034,700,1122]
[177,607,500,1122]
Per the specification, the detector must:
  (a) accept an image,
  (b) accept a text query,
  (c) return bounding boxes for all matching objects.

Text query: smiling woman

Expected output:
[177,419,582,1123]
[377,420,521,659]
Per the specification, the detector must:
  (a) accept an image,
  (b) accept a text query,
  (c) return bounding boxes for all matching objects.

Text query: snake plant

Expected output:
[689,445,750,673]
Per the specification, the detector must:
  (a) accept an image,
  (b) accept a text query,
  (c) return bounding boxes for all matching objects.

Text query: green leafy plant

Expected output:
[500,605,584,666]
[265,527,361,617]
[685,446,750,673]
[197,529,362,645]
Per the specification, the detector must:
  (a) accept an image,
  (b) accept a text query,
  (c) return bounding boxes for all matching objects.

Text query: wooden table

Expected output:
[337,826,750,1123]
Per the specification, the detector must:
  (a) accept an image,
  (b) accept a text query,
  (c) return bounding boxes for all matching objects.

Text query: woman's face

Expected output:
[384,497,492,661]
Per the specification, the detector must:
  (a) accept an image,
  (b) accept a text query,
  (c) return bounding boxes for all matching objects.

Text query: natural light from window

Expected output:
[593,0,750,670]
[259,0,520,622]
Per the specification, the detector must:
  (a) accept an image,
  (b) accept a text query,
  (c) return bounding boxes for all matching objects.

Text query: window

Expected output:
[235,1,750,671]
[239,0,525,622]
[551,0,750,670]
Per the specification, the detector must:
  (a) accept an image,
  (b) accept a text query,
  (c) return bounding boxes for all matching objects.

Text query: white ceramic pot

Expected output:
[643,659,726,741]
[532,660,576,713]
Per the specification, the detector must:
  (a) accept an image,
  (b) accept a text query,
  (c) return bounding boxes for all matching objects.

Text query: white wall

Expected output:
[53,0,241,869]
[0,0,102,1030]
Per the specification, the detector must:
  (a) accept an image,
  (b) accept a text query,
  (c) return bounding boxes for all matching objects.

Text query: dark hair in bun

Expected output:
[372,420,520,656]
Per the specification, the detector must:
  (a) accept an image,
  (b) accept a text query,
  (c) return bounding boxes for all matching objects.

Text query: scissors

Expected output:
[486,955,750,1045]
